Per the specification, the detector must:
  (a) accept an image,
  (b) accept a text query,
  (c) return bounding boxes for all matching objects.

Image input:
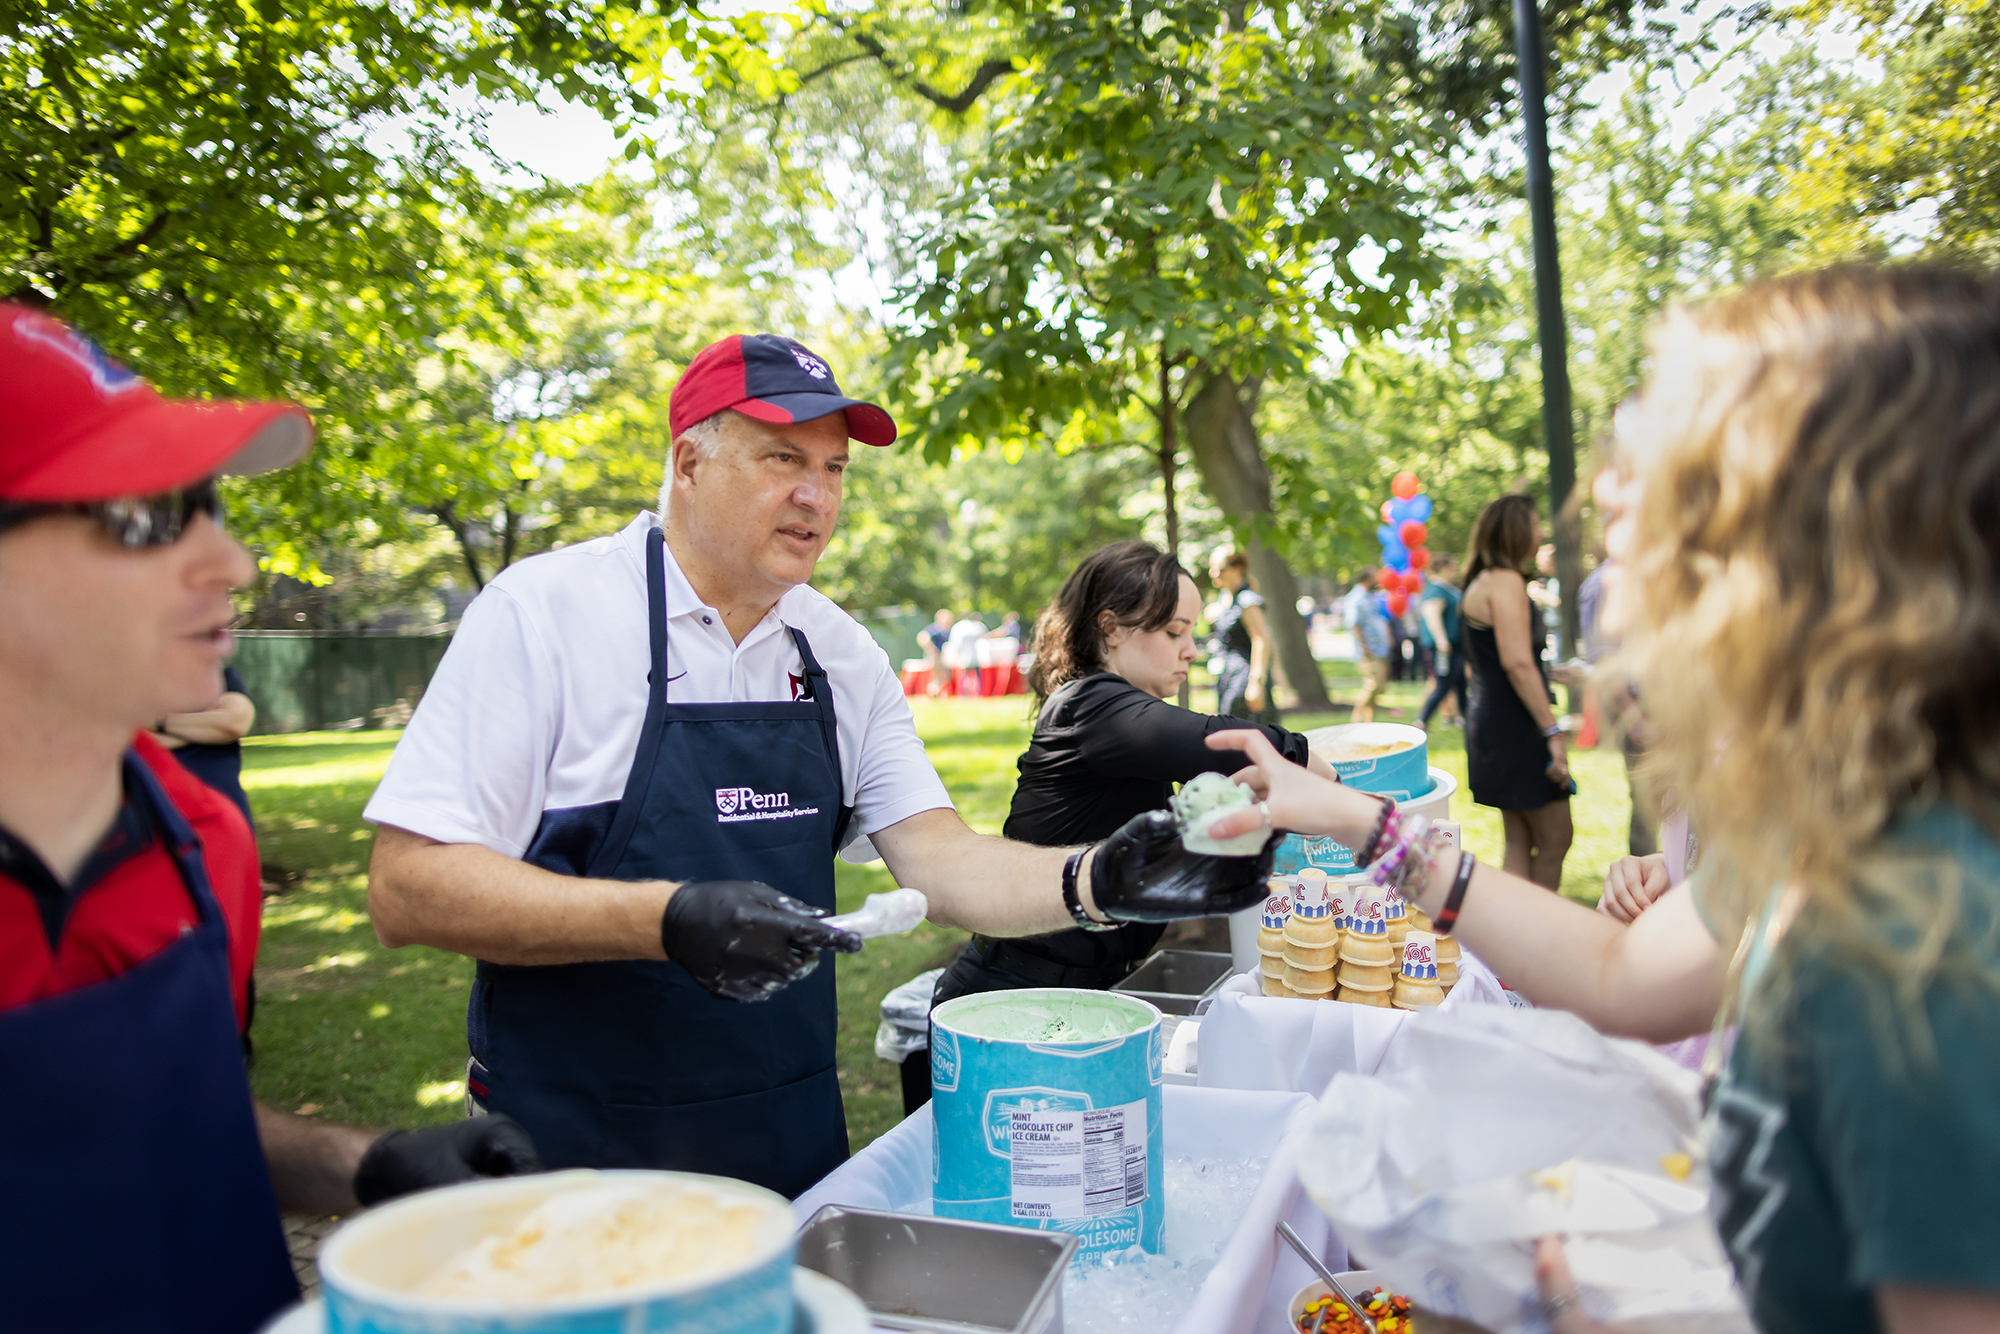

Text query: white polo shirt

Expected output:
[364,513,952,862]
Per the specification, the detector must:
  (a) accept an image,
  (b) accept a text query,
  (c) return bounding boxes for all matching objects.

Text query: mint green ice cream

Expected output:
[937,989,1157,1043]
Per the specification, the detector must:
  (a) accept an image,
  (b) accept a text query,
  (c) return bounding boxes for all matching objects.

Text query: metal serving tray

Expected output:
[1110,948,1234,1016]
[796,1205,1079,1334]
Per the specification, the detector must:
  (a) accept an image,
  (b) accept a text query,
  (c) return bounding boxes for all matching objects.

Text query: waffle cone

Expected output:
[1438,959,1459,985]
[1257,926,1288,955]
[1337,985,1395,1008]
[1386,918,1410,947]
[1434,934,1461,961]
[1259,954,1285,978]
[1406,909,1434,934]
[1260,973,1290,997]
[1283,959,1336,993]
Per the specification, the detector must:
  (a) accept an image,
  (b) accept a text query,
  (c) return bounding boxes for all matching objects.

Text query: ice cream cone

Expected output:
[1257,884,1293,959]
[1434,933,1461,963]
[1261,973,1289,997]
[1336,983,1394,1008]
[1259,953,1285,979]
[1333,960,1393,988]
[1383,890,1410,949]
[1283,939,1340,969]
[1406,907,1435,935]
[1284,915,1339,949]
[1283,959,1336,993]
[1391,976,1445,1009]
[1438,959,1459,987]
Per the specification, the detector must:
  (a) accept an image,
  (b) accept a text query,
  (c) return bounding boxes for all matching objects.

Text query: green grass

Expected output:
[244,678,1632,1151]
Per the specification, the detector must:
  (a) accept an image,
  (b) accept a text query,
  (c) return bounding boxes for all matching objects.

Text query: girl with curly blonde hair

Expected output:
[1203,267,2000,1334]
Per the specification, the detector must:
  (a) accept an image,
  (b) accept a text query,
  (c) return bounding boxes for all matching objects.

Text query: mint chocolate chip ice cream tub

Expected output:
[929,988,1164,1262]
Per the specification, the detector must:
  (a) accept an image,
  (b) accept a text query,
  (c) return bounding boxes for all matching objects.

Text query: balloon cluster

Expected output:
[1374,471,1434,617]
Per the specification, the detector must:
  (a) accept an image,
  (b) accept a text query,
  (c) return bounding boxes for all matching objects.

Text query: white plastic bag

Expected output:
[1294,1005,1752,1333]
[873,967,943,1063]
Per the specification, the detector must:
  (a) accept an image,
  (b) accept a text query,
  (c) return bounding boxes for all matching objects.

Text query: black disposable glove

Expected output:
[1088,809,1278,923]
[353,1114,541,1207]
[662,880,863,1002]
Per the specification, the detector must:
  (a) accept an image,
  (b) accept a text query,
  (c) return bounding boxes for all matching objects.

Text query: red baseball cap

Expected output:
[0,303,314,501]
[670,334,896,447]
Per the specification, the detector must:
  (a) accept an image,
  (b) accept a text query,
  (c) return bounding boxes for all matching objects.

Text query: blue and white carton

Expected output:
[930,989,1164,1262]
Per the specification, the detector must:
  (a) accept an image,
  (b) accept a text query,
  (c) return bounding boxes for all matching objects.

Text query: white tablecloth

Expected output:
[794,1085,1344,1334]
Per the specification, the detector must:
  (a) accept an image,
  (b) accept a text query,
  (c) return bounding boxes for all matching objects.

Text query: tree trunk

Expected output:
[1157,341,1179,558]
[433,501,487,591]
[1182,370,1331,711]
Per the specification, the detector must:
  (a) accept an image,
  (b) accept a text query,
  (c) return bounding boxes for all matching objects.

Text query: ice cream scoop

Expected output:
[1171,770,1268,856]
[823,887,929,939]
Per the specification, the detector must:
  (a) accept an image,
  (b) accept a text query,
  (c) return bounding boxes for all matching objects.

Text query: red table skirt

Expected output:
[900,662,1025,697]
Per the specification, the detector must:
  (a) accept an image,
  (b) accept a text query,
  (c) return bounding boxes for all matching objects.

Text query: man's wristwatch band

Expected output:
[1063,850,1118,933]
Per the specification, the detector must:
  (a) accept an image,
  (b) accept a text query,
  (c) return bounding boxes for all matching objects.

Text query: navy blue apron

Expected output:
[0,753,298,1333]
[472,526,854,1198]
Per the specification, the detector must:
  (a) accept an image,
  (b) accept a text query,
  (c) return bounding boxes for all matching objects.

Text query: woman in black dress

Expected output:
[1460,493,1573,888]
[931,540,1333,1014]
[1206,548,1273,720]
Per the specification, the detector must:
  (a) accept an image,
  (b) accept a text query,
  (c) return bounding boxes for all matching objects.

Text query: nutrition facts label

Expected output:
[1008,1099,1149,1221]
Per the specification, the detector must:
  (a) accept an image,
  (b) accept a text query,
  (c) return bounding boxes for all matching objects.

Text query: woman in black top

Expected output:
[931,540,1333,1016]
[1206,548,1273,720]
[1460,493,1574,888]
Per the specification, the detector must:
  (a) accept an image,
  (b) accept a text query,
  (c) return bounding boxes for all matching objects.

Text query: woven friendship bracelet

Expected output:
[1357,797,1398,866]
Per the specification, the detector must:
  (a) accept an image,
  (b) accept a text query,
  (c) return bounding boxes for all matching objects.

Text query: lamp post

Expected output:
[1513,0,1581,666]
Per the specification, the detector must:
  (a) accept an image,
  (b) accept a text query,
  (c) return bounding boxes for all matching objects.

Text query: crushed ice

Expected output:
[1061,1156,1271,1334]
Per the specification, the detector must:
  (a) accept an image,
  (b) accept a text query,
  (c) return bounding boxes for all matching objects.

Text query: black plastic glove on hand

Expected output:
[353,1114,541,1207]
[662,880,863,1002]
[1088,808,1278,923]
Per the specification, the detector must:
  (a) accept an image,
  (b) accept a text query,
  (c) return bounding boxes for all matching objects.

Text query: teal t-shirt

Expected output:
[1420,581,1461,650]
[1707,805,2000,1333]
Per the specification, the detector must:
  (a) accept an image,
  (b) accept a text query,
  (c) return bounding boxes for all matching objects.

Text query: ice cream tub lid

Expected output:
[1401,930,1440,979]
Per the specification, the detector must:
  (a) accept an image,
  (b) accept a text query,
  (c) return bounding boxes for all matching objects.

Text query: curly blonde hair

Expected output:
[1614,267,2000,1032]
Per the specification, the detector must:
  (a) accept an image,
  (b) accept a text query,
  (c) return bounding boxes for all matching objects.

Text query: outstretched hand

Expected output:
[1088,808,1277,922]
[1599,853,1671,923]
[1200,729,1376,847]
[661,880,863,1002]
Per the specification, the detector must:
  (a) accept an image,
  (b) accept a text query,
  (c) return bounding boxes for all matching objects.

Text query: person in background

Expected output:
[1205,266,2000,1334]
[153,663,256,826]
[1340,569,1391,723]
[1418,554,1466,729]
[917,608,954,697]
[1577,551,1657,856]
[929,540,1336,1034]
[0,305,540,1334]
[1461,494,1573,889]
[1206,547,1273,720]
[986,610,1023,643]
[944,607,989,695]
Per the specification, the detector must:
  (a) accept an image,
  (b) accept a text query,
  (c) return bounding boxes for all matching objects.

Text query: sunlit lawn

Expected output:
[244,670,1629,1152]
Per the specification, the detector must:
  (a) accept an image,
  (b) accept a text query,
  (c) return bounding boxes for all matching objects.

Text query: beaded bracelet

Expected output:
[1356,797,1398,866]
[1369,814,1434,893]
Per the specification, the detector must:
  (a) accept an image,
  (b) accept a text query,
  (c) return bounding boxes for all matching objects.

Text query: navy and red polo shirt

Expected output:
[0,732,261,1028]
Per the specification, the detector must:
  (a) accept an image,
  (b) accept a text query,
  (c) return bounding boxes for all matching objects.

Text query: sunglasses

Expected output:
[0,479,224,549]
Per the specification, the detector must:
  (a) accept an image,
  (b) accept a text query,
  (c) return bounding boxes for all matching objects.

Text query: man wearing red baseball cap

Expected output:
[366,333,1278,1198]
[0,305,543,1333]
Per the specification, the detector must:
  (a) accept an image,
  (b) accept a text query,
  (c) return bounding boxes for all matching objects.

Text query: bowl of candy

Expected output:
[1288,1273,1412,1333]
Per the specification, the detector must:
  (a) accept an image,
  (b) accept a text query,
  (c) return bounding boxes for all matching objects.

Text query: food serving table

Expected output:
[793,1085,1343,1334]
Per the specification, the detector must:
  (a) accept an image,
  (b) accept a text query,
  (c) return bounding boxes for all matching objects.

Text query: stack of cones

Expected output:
[1383,889,1411,968]
[1282,872,1339,999]
[1256,879,1292,997]
[1336,888,1395,1007]
[1391,930,1446,1010]
[1435,931,1461,992]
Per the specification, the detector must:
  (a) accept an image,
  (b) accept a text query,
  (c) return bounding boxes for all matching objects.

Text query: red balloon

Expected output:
[1379,499,1395,523]
[1379,567,1403,593]
[1399,520,1428,547]
[1408,547,1431,570]
[1392,471,1421,500]
[1387,591,1409,615]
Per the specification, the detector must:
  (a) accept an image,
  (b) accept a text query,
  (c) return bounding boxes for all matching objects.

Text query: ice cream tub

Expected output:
[930,988,1164,1263]
[1271,766,1457,879]
[1302,722,1431,800]
[317,1169,796,1334]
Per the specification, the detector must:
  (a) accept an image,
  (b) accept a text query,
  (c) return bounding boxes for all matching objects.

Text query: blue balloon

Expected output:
[1374,592,1392,615]
[1389,550,1411,572]
[1375,524,1399,548]
[1380,536,1407,563]
[1388,497,1415,523]
[1408,494,1433,522]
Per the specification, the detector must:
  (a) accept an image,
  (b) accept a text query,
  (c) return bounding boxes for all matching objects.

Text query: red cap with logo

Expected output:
[0,303,314,501]
[670,334,896,447]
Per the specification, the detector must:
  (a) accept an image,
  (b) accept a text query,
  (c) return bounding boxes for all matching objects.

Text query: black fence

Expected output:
[233,632,452,735]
